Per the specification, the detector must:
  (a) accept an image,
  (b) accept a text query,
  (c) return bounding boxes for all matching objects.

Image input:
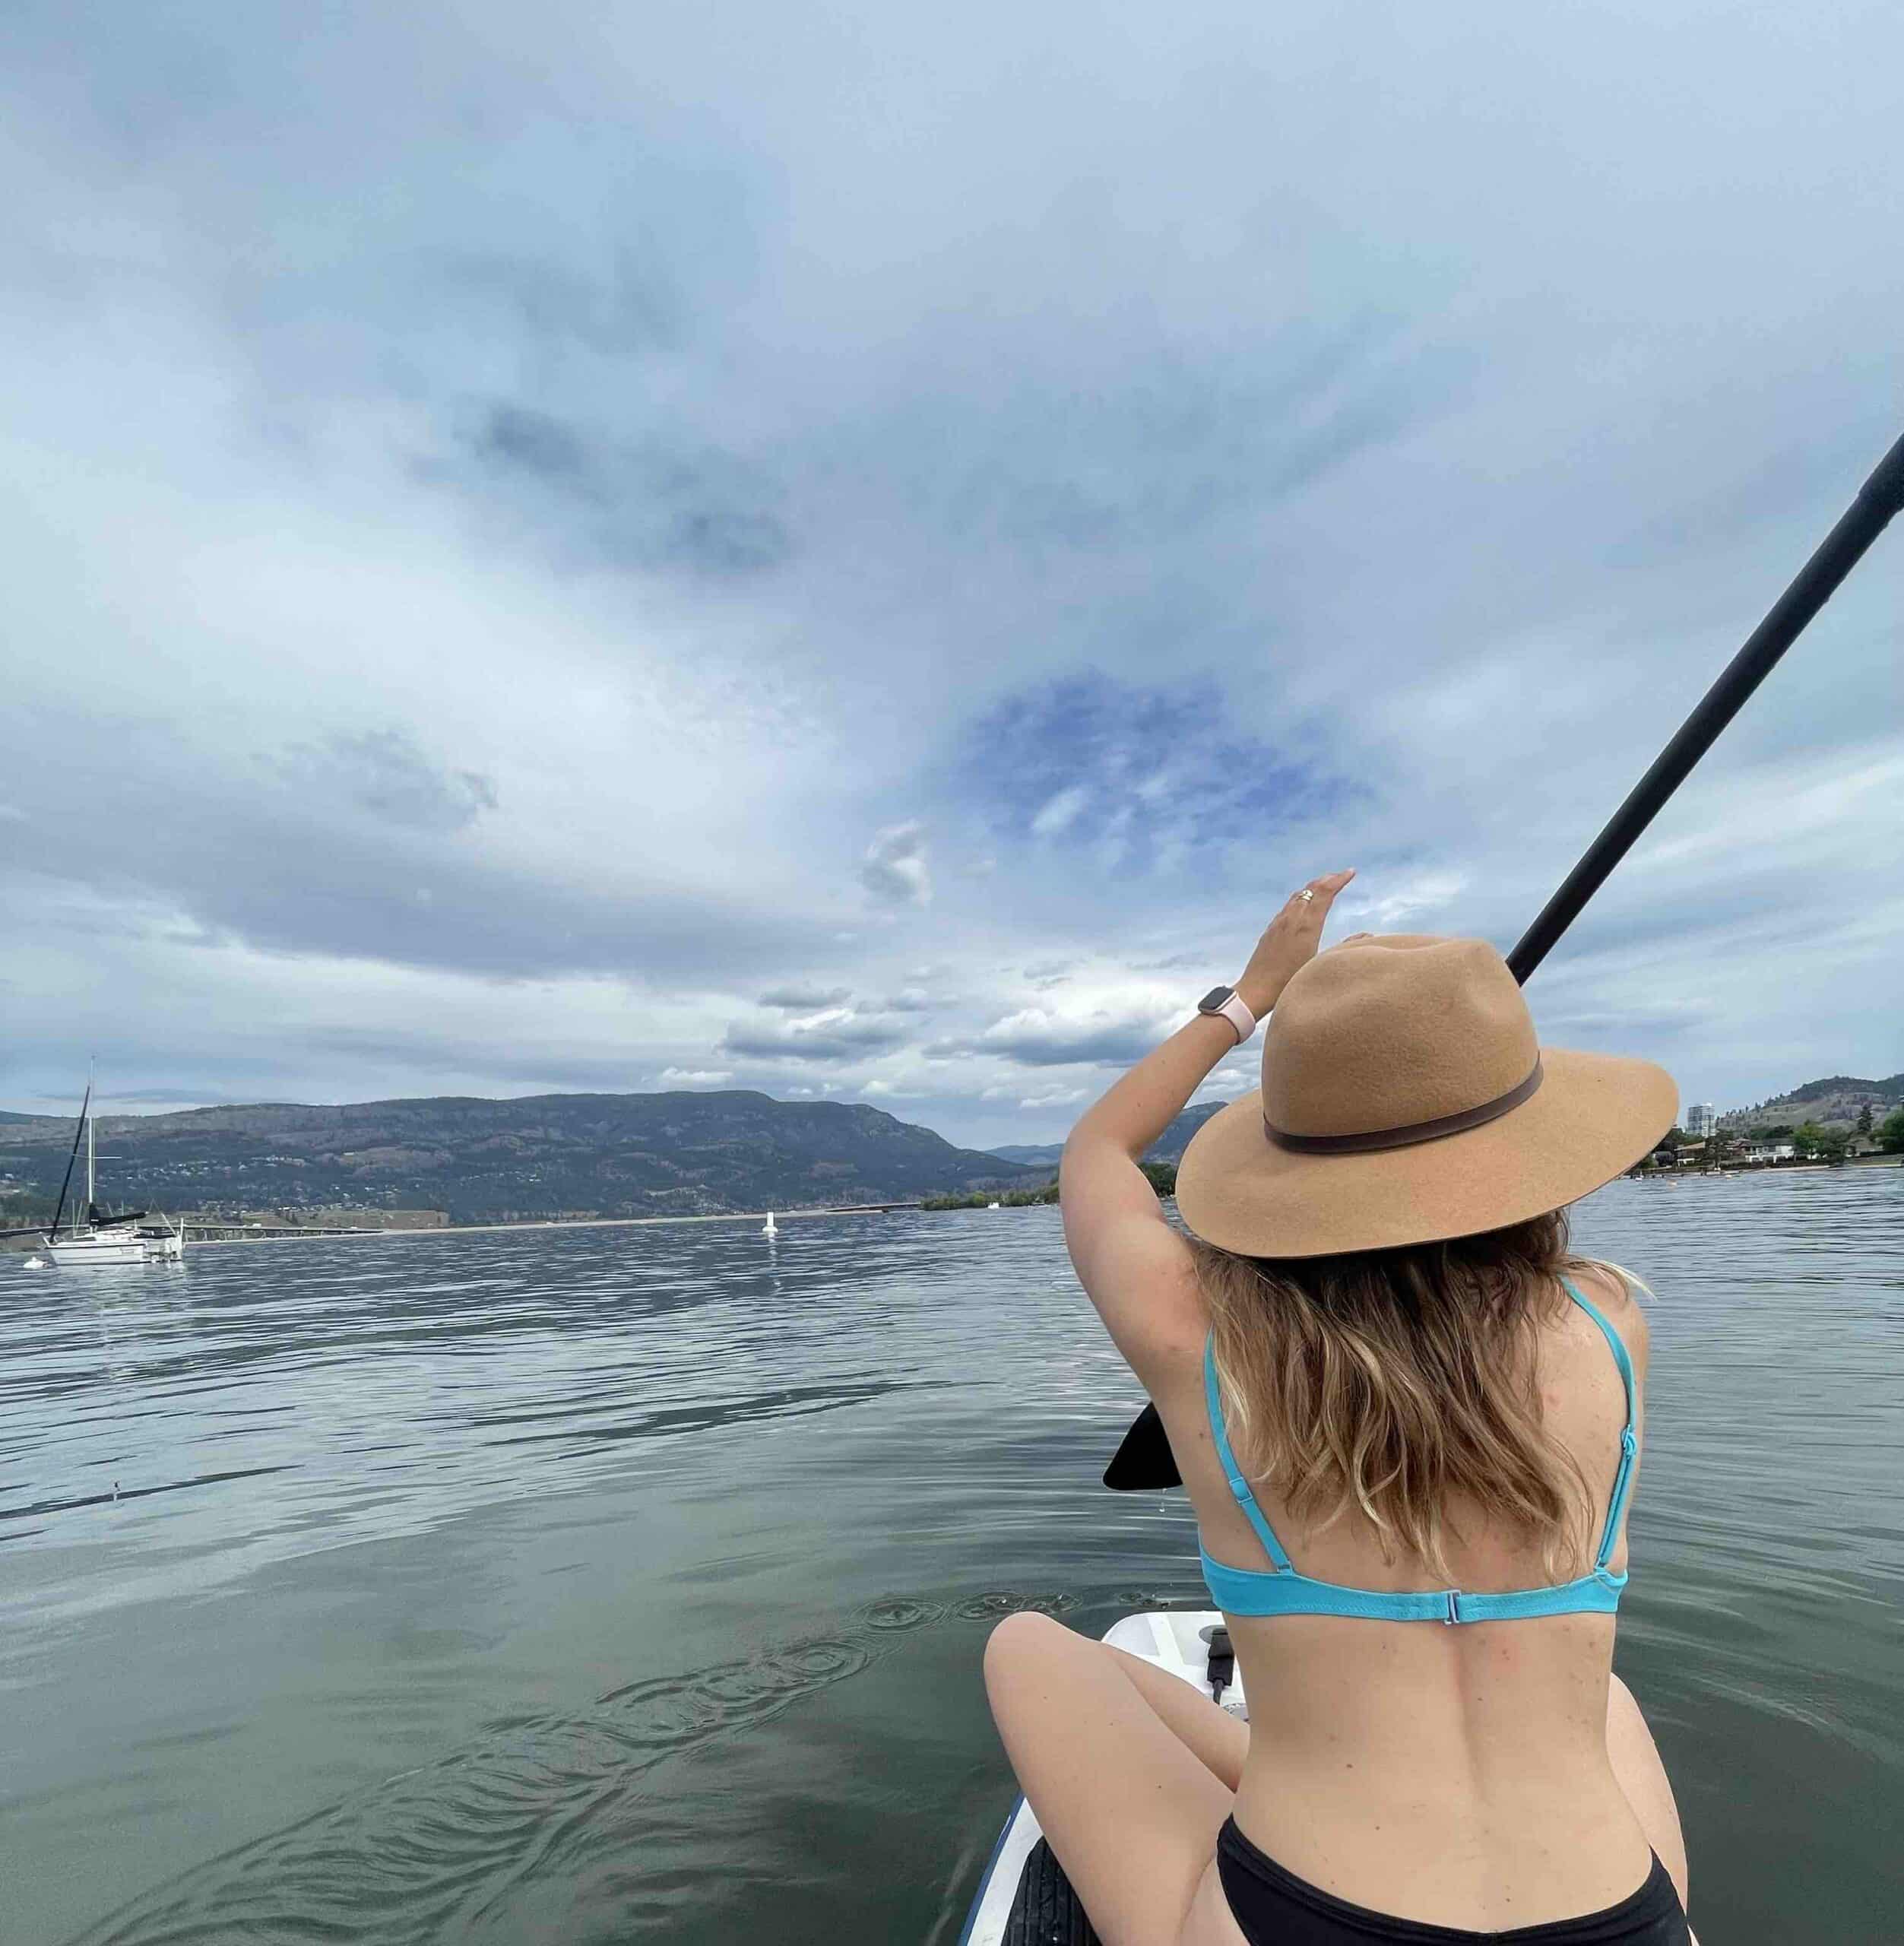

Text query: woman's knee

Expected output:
[983,1609,1073,1698]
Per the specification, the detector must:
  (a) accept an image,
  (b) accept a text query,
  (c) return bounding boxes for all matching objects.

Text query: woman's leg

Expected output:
[983,1612,1241,1944]
[1607,1674,1690,1916]
[1104,1641,1250,1790]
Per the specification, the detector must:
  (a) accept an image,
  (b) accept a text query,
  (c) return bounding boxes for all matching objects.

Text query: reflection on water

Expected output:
[3,1171,1899,1943]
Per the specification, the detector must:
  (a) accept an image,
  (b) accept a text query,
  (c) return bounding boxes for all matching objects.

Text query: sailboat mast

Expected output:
[48,1078,91,1239]
[87,1106,96,1217]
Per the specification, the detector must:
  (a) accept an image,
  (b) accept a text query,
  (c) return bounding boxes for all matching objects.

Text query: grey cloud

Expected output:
[2,715,835,984]
[859,822,930,907]
[457,404,792,578]
[443,250,685,360]
[269,729,498,834]
[476,405,593,486]
[86,1087,276,1106]
[301,1028,694,1092]
[722,1018,908,1063]
[979,1023,1164,1068]
[932,1013,1171,1069]
[759,984,853,1010]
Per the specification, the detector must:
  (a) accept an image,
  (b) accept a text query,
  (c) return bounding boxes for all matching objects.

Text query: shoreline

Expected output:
[183,1203,920,1247]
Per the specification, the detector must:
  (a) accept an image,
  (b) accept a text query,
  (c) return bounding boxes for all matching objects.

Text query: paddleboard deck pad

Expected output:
[957,1610,1245,1946]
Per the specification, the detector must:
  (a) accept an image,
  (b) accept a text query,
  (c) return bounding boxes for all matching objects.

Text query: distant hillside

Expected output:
[987,1098,1228,1173]
[1719,1073,1904,1131]
[1146,1100,1228,1162]
[0,1092,1043,1224]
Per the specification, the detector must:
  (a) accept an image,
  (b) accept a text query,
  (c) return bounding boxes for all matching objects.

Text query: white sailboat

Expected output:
[24,1076,186,1266]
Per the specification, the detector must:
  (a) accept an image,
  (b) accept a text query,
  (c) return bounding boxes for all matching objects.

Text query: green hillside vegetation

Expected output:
[1722,1073,1904,1133]
[922,1160,1177,1210]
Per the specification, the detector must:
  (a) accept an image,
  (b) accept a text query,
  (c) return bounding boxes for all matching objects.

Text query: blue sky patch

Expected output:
[952,672,1358,873]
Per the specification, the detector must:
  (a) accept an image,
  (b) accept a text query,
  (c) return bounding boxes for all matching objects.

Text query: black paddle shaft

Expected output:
[1507,427,1904,984]
[1107,426,1904,1493]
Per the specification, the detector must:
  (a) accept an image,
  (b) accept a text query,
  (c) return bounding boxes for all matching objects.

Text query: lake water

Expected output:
[3,1169,1899,1943]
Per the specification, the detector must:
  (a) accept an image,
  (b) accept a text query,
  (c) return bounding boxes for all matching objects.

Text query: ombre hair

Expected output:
[1191,1210,1639,1582]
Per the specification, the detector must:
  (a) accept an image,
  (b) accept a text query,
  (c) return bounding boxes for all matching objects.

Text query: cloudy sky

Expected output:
[2,2,1898,1149]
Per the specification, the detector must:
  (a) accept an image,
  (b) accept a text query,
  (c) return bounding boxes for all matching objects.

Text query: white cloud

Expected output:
[1016,1085,1088,1110]
[0,2,1896,1150]
[1030,785,1089,838]
[1339,873,1472,932]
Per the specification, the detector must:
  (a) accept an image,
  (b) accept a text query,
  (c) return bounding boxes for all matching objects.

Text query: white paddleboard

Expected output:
[957,1610,1245,1946]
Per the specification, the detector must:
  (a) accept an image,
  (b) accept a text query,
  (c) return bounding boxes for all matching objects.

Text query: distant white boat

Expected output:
[762,1211,778,1238]
[987,1201,1002,1209]
[13,1073,188,1267]
[48,1227,151,1267]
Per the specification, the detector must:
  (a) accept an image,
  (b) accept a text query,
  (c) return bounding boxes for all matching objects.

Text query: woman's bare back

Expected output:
[1152,1263,1658,1927]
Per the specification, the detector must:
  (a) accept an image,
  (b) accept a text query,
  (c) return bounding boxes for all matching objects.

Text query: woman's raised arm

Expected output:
[1059,870,1354,1377]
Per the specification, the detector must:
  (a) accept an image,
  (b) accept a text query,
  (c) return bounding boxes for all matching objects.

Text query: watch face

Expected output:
[1198,986,1234,1013]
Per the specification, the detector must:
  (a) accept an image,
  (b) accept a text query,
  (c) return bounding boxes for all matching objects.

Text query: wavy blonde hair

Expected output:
[1193,1211,1638,1583]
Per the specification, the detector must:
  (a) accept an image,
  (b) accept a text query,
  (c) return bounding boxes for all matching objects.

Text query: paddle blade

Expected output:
[1102,1399,1183,1491]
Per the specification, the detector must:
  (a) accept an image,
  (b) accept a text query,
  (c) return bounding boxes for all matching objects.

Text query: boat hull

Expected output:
[43,1226,182,1266]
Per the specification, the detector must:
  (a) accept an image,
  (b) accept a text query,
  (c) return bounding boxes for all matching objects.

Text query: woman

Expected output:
[984,872,1694,1944]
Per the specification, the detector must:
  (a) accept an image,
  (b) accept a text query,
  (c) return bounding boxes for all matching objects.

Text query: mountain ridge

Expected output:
[0,1089,1042,1224]
[984,1098,1228,1171]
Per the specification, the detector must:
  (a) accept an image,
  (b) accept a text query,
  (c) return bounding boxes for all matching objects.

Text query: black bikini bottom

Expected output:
[1217,1817,1691,1944]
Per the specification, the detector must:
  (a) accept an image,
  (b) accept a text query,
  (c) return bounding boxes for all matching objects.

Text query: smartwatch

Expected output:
[1196,984,1257,1045]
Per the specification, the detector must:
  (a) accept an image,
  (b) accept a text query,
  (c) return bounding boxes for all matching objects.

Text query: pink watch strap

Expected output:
[1213,990,1256,1044]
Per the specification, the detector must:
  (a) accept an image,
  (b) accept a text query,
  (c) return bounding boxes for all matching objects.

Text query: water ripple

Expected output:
[64,1593,1063,1946]
[4,1173,1899,1944]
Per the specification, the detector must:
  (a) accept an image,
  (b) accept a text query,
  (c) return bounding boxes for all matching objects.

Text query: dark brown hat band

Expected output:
[1264,1059,1544,1155]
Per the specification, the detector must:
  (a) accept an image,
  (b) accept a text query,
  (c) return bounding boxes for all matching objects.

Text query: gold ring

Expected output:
[1297,888,1316,904]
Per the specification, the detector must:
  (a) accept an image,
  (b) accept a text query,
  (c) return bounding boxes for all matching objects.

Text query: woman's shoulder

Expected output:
[1563,1259,1651,1374]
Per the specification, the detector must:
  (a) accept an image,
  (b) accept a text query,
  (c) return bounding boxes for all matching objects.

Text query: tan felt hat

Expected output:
[1175,934,1677,1258]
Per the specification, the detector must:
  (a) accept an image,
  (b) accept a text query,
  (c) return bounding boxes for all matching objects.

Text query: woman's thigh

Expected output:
[983,1612,1243,1946]
[1608,1673,1690,1915]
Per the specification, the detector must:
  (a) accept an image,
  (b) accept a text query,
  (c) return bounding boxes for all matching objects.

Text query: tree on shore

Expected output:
[1857,1102,1874,1138]
[1878,1108,1904,1155]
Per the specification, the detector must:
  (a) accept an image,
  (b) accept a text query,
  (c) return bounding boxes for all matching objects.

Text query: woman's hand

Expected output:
[1234,870,1356,1018]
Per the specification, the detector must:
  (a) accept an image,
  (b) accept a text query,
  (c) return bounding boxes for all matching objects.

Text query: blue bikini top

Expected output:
[1199,1278,1638,1624]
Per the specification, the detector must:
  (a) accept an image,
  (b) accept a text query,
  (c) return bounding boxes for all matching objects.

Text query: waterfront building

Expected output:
[1685,1103,1716,1138]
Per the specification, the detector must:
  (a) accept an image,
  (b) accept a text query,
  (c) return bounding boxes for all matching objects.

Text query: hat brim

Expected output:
[1174,1047,1677,1258]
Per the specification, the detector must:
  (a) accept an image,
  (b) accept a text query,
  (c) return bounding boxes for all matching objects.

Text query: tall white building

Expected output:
[1685,1103,1716,1139]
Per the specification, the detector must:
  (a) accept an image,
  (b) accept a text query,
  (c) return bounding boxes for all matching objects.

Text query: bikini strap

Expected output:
[1560,1277,1639,1573]
[1202,1336,1293,1572]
